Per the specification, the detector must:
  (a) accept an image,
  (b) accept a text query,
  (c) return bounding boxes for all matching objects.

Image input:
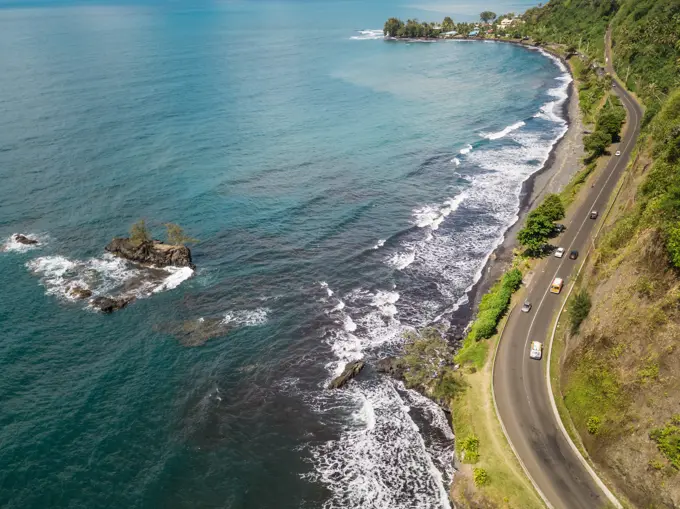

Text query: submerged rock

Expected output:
[375,356,407,380]
[328,360,365,389]
[177,318,230,347]
[13,234,38,245]
[69,286,92,300]
[105,238,195,269]
[90,295,135,313]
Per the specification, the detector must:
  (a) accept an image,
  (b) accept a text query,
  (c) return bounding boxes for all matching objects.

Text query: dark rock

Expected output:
[90,295,135,313]
[375,356,407,380]
[177,318,230,347]
[105,238,195,269]
[69,286,92,300]
[13,234,38,245]
[328,360,365,389]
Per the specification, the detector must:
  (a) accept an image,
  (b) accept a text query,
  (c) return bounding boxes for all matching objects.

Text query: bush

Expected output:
[569,289,592,334]
[164,223,198,246]
[586,416,602,434]
[473,467,489,486]
[130,219,151,246]
[649,421,680,470]
[461,434,480,463]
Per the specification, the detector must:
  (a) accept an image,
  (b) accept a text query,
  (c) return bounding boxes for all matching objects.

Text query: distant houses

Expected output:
[468,30,479,37]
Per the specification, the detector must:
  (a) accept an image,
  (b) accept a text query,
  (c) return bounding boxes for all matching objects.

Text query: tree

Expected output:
[383,17,404,37]
[539,194,565,222]
[164,223,198,246]
[584,129,612,158]
[480,11,497,23]
[569,289,592,334]
[130,219,151,246]
[442,16,454,32]
[517,211,555,256]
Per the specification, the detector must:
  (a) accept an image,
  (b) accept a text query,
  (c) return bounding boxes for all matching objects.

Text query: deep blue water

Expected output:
[0,1,569,508]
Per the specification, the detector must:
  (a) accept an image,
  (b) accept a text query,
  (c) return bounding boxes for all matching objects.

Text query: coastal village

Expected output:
[383,12,526,41]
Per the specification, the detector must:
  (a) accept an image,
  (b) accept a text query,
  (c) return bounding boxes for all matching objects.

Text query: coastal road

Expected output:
[493,39,643,509]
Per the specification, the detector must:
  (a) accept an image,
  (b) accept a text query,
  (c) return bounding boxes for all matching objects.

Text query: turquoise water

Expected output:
[0,1,567,507]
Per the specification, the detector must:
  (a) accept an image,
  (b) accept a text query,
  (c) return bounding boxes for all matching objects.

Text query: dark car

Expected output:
[554,223,566,234]
[569,250,579,260]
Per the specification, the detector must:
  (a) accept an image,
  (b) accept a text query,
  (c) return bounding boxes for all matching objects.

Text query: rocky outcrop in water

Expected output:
[328,360,365,389]
[105,238,195,269]
[166,317,231,347]
[13,234,38,245]
[69,286,92,300]
[91,295,135,313]
[375,356,407,380]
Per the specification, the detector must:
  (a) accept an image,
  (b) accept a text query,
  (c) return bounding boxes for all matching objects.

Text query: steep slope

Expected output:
[523,1,680,507]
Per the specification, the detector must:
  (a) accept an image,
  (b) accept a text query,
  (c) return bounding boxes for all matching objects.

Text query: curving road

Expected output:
[493,35,643,509]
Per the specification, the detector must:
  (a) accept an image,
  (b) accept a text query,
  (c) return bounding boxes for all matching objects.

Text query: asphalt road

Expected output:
[493,40,643,509]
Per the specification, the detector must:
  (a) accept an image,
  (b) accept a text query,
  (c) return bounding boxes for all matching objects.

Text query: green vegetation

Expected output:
[479,11,496,23]
[164,223,198,246]
[649,416,680,470]
[586,416,602,435]
[455,268,522,370]
[402,327,463,400]
[129,219,151,246]
[517,193,565,256]
[522,0,617,60]
[460,434,480,463]
[383,18,442,38]
[584,96,626,160]
[568,289,592,334]
[473,467,490,486]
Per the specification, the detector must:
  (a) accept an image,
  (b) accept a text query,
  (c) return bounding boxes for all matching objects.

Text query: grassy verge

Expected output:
[450,301,544,509]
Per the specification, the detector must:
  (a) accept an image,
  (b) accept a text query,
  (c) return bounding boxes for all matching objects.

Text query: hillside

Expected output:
[524,1,680,507]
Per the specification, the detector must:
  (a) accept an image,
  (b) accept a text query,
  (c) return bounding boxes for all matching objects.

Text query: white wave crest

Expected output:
[451,157,460,166]
[350,29,384,40]
[388,250,415,271]
[480,120,526,140]
[2,233,46,253]
[222,307,269,326]
[26,252,193,305]
[412,192,466,231]
[372,239,386,250]
[459,144,473,155]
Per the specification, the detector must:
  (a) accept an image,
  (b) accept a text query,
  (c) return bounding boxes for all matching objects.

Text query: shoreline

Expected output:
[446,45,584,336]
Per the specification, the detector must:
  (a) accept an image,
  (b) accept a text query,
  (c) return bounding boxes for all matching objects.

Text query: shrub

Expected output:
[164,223,198,246]
[586,416,602,434]
[461,434,480,463]
[649,422,680,469]
[129,219,151,246]
[473,467,489,486]
[569,290,592,334]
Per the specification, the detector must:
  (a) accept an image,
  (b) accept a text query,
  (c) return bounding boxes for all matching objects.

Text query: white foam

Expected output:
[412,192,466,231]
[459,144,473,155]
[350,29,384,40]
[480,120,526,140]
[26,252,194,305]
[372,239,386,250]
[451,157,460,166]
[152,266,194,293]
[222,307,269,326]
[320,281,334,297]
[2,233,45,253]
[387,250,415,270]
[344,315,357,332]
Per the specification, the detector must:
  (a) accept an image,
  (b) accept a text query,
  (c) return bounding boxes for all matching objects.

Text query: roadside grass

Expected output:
[450,305,544,509]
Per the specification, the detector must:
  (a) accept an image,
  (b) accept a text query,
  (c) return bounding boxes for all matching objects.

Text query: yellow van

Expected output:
[550,277,563,294]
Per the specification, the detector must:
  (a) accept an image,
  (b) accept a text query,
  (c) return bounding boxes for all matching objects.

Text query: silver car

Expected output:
[521,300,532,313]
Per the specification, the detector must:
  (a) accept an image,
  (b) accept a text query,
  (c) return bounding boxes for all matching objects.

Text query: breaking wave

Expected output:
[26,253,193,306]
[350,29,384,40]
[2,233,46,253]
[480,120,526,140]
[222,308,269,326]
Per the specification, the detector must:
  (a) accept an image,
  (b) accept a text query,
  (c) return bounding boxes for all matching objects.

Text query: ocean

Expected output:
[0,1,569,507]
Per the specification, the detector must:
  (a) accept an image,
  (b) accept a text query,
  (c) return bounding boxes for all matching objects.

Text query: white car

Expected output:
[615,150,621,156]
[554,247,565,258]
[529,341,543,360]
